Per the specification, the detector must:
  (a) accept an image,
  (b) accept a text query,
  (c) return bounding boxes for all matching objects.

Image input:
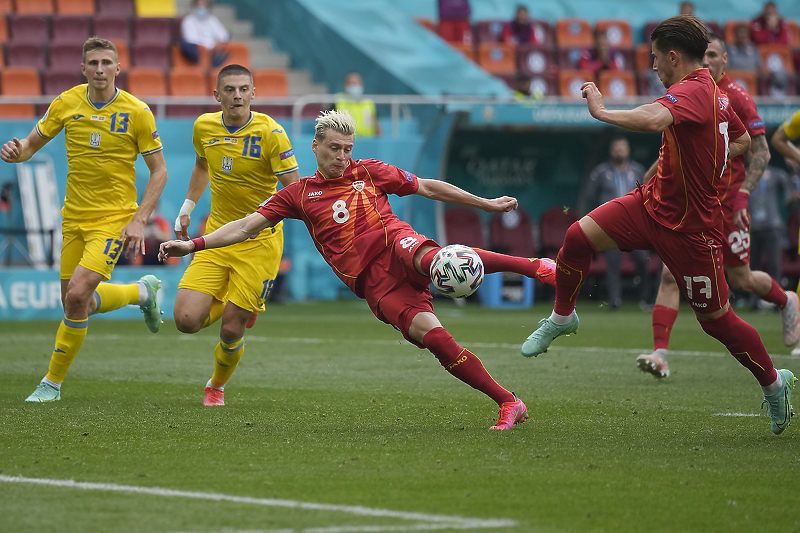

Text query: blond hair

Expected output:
[82,36,117,63]
[314,110,356,140]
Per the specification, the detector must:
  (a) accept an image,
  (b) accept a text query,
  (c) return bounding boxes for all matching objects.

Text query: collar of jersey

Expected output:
[86,87,120,109]
[221,112,253,134]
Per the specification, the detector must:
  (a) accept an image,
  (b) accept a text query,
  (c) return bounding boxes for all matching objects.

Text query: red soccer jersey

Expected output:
[715,73,766,204]
[257,158,419,296]
[643,68,746,232]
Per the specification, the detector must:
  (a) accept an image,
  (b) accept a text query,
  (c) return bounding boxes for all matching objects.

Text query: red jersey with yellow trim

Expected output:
[715,73,765,204]
[644,68,746,232]
[257,158,419,296]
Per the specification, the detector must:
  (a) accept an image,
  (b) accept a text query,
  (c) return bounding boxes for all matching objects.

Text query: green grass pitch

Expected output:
[1,300,798,533]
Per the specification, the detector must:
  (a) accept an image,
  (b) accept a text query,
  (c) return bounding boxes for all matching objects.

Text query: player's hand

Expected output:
[732,208,750,231]
[484,196,518,213]
[159,239,193,261]
[0,138,23,163]
[581,82,606,118]
[174,214,191,240]
[120,218,147,259]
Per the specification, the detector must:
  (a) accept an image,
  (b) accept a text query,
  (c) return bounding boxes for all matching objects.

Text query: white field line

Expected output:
[712,412,761,417]
[0,475,515,532]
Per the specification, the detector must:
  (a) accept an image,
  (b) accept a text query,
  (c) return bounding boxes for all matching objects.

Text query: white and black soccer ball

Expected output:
[430,244,484,298]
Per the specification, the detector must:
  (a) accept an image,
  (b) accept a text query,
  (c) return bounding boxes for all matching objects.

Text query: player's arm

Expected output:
[277,169,300,187]
[0,128,50,163]
[415,178,518,213]
[731,133,768,230]
[581,82,673,132]
[159,211,273,260]
[728,131,751,160]
[174,155,211,239]
[771,126,800,166]
[120,150,168,259]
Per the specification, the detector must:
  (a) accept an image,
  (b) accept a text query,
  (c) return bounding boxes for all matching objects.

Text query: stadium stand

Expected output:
[171,42,210,70]
[47,43,84,71]
[0,67,40,117]
[7,14,50,44]
[126,67,167,96]
[558,69,594,98]
[475,20,508,43]
[726,69,758,94]
[0,0,11,15]
[51,15,93,45]
[517,45,557,76]
[252,69,289,97]
[0,17,8,43]
[539,207,579,259]
[15,0,55,15]
[449,42,475,62]
[93,13,132,42]
[5,41,48,70]
[596,19,633,49]
[218,40,251,69]
[97,0,134,16]
[598,70,637,99]
[132,16,172,46]
[555,18,593,49]
[476,42,516,75]
[490,209,535,258]
[111,39,131,69]
[42,70,83,95]
[168,67,206,96]
[55,0,96,16]
[444,208,486,249]
[131,42,171,69]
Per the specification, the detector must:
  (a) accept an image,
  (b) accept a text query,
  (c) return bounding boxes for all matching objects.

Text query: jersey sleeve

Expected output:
[192,119,206,160]
[35,95,66,139]
[782,109,800,141]
[364,159,419,197]
[135,105,163,156]
[256,181,302,223]
[734,92,766,138]
[656,84,706,125]
[265,121,298,177]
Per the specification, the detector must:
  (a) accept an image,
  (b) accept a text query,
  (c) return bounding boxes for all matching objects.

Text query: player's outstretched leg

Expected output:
[138,275,163,333]
[635,350,670,378]
[762,369,796,435]
[491,396,529,430]
[419,248,556,286]
[522,314,580,357]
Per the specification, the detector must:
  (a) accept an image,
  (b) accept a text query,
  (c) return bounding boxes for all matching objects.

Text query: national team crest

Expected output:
[221,156,233,172]
[90,131,101,147]
[718,95,729,110]
[352,180,365,192]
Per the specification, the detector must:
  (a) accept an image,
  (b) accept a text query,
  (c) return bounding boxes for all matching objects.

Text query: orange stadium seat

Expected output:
[476,42,516,75]
[0,16,7,43]
[171,43,210,70]
[126,67,166,97]
[598,70,637,100]
[56,0,96,15]
[0,67,41,117]
[635,43,653,72]
[726,70,757,94]
[97,0,134,15]
[7,15,50,44]
[218,40,251,69]
[94,14,132,43]
[131,42,170,68]
[759,44,795,74]
[5,41,47,70]
[449,42,474,61]
[15,0,55,15]
[724,20,749,44]
[517,44,556,76]
[168,67,206,96]
[558,69,594,99]
[0,0,11,14]
[786,20,800,48]
[555,18,593,49]
[595,20,633,49]
[51,15,93,45]
[252,68,289,97]
[111,40,131,69]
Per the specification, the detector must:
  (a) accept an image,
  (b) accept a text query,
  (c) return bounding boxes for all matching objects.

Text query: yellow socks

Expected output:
[201,300,226,329]
[92,282,140,314]
[45,317,88,383]
[209,336,245,389]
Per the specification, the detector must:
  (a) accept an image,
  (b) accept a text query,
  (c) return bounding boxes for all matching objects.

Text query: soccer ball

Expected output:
[430,244,484,298]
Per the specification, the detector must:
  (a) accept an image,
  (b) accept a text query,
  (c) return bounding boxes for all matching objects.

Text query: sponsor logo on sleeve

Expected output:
[403,170,414,182]
[279,148,294,160]
[152,130,159,139]
[665,93,678,104]
[748,119,764,129]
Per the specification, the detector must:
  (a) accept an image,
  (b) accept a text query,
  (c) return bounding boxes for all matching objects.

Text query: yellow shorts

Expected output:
[178,226,283,313]
[60,211,135,280]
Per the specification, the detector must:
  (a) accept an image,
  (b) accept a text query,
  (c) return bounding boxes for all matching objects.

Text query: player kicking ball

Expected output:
[160,110,555,430]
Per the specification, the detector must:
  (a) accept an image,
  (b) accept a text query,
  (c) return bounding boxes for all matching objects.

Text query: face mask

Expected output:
[345,84,364,97]
[195,6,209,17]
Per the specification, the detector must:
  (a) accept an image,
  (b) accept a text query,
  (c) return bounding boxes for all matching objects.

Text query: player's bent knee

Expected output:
[174,312,204,334]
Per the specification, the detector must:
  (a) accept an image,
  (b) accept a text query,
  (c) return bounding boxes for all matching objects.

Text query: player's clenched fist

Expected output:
[159,239,193,261]
[0,138,23,163]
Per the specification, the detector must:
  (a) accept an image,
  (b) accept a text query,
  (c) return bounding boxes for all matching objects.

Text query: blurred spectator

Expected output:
[437,0,472,44]
[584,137,653,310]
[727,23,762,73]
[679,2,694,15]
[180,0,231,67]
[579,30,623,74]
[507,5,536,44]
[143,206,176,265]
[335,72,382,138]
[750,1,789,45]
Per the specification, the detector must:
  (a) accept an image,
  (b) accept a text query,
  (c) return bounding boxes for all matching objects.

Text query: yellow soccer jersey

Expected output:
[193,111,298,236]
[36,84,162,219]
[782,109,800,141]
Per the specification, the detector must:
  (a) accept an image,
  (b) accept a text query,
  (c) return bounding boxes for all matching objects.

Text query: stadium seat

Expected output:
[0,16,7,43]
[517,44,557,76]
[476,42,516,75]
[171,43,210,70]
[55,0,96,15]
[642,21,659,42]
[557,47,590,69]
[168,67,206,96]
[42,69,83,95]
[111,39,131,69]
[758,44,796,95]
[555,18,593,49]
[0,67,41,117]
[51,15,93,45]
[558,70,594,98]
[539,206,578,259]
[787,20,800,48]
[93,14,132,43]
[703,20,722,38]
[529,19,554,47]
[443,208,485,249]
[135,0,176,18]
[218,40,251,68]
[132,16,171,46]
[598,70,637,100]
[252,68,289,97]
[490,209,535,258]
[126,67,166,97]
[48,42,84,71]
[250,104,290,118]
[475,20,509,43]
[131,42,170,68]
[527,73,558,96]
[726,69,757,94]
[5,41,47,70]
[724,20,749,44]
[437,19,472,44]
[595,19,633,49]
[449,42,474,62]
[0,0,11,14]
[635,43,653,72]
[97,0,134,15]
[15,0,55,15]
[7,15,51,44]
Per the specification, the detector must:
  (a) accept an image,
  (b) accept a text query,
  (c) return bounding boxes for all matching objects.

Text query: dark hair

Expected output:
[650,15,709,64]
[708,33,726,52]
[216,64,252,88]
[82,36,117,63]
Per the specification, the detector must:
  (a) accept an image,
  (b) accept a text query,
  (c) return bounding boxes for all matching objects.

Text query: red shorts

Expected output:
[721,202,750,267]
[357,229,439,347]
[589,189,728,313]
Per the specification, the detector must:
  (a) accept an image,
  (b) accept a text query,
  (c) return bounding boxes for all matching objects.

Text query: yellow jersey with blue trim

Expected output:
[193,110,298,237]
[36,84,162,219]
[782,109,800,141]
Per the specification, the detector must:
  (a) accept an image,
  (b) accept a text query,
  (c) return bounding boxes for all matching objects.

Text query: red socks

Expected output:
[422,327,515,405]
[698,308,777,386]
[652,305,679,351]
[762,279,788,308]
[419,247,543,278]
[554,222,595,316]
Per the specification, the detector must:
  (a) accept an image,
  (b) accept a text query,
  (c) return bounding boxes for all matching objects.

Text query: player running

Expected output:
[171,64,300,407]
[160,110,556,430]
[636,34,800,379]
[0,37,168,402]
[522,16,795,434]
